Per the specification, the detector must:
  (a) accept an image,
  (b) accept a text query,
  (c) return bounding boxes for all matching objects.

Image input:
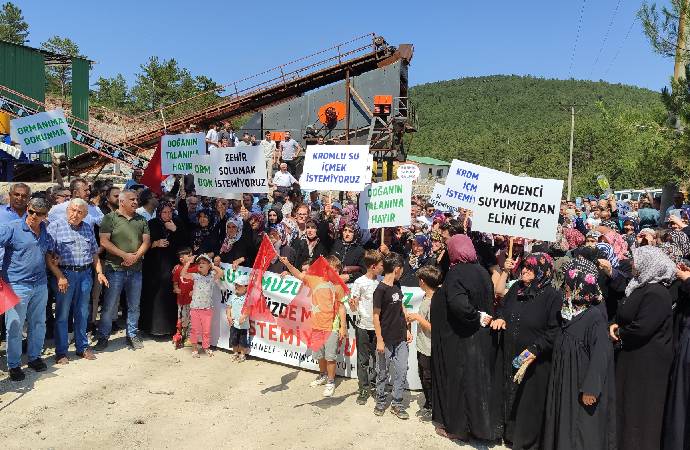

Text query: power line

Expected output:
[569,0,589,79]
[603,15,638,78]
[588,0,623,79]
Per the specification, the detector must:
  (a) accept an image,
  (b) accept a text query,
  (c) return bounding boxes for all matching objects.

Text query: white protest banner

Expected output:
[191,155,216,197]
[209,147,269,195]
[472,172,564,241]
[299,144,369,191]
[10,108,71,154]
[358,179,412,229]
[364,154,374,184]
[161,132,205,175]
[397,163,420,181]
[210,265,425,389]
[444,159,507,210]
[429,182,458,212]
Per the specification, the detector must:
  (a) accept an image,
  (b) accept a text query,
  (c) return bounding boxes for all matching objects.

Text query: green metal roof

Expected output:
[406,155,451,166]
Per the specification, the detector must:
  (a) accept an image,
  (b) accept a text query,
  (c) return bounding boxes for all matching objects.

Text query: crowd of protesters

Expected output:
[1,136,690,449]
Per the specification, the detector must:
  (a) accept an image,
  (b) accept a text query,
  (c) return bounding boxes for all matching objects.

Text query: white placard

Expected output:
[161,132,205,175]
[210,265,425,389]
[472,172,564,241]
[299,144,369,191]
[191,155,216,197]
[10,108,71,153]
[429,182,459,212]
[358,180,412,229]
[397,163,420,181]
[209,147,269,195]
[444,159,507,210]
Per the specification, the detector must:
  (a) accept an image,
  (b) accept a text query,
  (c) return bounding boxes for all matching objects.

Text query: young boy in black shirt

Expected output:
[373,252,411,419]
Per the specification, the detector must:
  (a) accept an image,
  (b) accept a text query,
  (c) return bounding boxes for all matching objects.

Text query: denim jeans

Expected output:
[375,341,409,409]
[5,282,48,369]
[52,268,93,355]
[97,268,142,339]
[355,326,377,390]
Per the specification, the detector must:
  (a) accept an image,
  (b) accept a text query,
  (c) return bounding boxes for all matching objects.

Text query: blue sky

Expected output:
[14,0,672,92]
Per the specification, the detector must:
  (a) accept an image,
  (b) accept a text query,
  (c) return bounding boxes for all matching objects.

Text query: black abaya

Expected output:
[430,262,501,441]
[496,283,561,450]
[543,306,615,450]
[615,283,673,450]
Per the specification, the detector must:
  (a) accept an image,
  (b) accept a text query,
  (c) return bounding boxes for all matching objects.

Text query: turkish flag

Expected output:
[140,138,165,195]
[0,278,20,315]
[242,234,278,322]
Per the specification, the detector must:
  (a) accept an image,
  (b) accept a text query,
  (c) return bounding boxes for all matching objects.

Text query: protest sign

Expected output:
[397,163,420,181]
[161,132,205,175]
[358,180,412,229]
[429,183,459,212]
[444,159,507,210]
[210,265,425,389]
[299,144,369,191]
[10,108,71,154]
[192,155,216,197]
[364,154,374,184]
[472,172,564,241]
[209,147,269,195]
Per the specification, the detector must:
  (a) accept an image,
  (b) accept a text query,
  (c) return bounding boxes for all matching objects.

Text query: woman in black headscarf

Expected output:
[543,257,615,450]
[491,252,561,450]
[140,202,188,336]
[431,234,500,442]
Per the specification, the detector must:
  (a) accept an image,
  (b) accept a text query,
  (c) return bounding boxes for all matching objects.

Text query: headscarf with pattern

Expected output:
[563,227,585,250]
[603,230,628,260]
[219,216,243,254]
[561,257,603,320]
[409,233,432,271]
[625,246,677,297]
[517,252,554,297]
[596,242,620,269]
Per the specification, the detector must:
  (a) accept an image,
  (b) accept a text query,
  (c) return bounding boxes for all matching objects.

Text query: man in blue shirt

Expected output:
[47,198,108,364]
[0,182,29,224]
[0,197,55,381]
[47,178,104,228]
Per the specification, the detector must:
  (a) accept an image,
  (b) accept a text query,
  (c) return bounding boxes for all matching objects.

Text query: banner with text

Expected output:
[473,172,563,241]
[192,155,217,197]
[209,147,269,195]
[299,145,369,191]
[161,132,205,175]
[10,108,71,154]
[358,180,412,229]
[429,183,459,212]
[210,265,425,389]
[444,159,507,210]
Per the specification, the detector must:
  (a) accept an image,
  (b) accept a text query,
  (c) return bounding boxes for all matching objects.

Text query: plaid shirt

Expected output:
[47,218,98,267]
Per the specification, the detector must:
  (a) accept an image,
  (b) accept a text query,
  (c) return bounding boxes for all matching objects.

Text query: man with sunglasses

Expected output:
[0,197,55,381]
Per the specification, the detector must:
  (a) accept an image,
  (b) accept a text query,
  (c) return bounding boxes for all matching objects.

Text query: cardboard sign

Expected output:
[161,132,205,175]
[358,180,412,229]
[299,145,369,191]
[429,183,459,212]
[397,163,420,181]
[444,159,507,210]
[210,264,426,389]
[191,155,216,197]
[209,147,268,195]
[472,172,564,241]
[10,108,71,153]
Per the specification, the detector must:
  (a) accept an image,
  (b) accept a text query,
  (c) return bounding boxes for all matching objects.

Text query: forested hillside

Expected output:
[408,75,683,195]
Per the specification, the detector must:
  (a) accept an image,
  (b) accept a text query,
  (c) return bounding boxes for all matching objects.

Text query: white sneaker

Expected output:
[310,374,328,387]
[322,382,335,397]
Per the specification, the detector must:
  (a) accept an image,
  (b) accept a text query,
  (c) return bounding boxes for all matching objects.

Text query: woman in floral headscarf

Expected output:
[400,234,436,287]
[218,217,249,267]
[491,253,562,450]
[611,246,674,450]
[543,257,615,450]
[660,229,690,263]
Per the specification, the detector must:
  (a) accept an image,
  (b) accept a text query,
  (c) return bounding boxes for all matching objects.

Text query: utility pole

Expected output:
[568,105,575,201]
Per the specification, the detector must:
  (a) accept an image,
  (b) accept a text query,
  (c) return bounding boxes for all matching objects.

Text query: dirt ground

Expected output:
[0,331,506,449]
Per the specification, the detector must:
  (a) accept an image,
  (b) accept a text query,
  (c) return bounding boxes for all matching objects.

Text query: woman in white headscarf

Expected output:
[610,246,675,450]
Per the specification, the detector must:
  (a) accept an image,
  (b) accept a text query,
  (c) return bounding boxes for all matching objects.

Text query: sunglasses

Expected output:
[27,209,47,217]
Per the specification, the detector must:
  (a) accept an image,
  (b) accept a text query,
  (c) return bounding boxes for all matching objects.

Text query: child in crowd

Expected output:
[373,252,411,420]
[280,254,347,398]
[407,265,441,419]
[225,270,250,362]
[181,254,225,358]
[349,249,384,405]
[172,248,196,349]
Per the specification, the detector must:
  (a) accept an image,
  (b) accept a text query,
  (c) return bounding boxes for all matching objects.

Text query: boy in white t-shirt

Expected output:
[349,250,384,405]
[225,271,250,362]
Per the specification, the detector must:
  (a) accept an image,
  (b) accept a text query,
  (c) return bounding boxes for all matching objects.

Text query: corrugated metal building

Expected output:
[0,40,91,159]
